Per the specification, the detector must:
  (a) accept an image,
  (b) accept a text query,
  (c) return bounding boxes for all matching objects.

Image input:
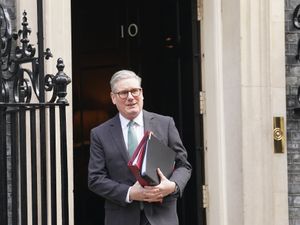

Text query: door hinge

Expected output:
[199,91,205,115]
[202,185,209,208]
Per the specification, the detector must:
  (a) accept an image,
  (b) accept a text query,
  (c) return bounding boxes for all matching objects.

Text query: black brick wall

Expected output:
[286,0,300,225]
[0,1,16,225]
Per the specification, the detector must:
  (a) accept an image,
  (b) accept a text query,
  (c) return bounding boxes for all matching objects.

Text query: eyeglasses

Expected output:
[114,88,142,99]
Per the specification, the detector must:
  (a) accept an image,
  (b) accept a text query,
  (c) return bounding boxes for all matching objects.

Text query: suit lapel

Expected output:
[143,110,164,142]
[109,114,130,163]
[143,110,155,133]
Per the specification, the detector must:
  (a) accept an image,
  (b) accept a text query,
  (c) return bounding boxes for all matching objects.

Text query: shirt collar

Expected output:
[119,111,144,129]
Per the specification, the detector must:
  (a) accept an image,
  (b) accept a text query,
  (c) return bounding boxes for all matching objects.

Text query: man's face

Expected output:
[111,78,144,120]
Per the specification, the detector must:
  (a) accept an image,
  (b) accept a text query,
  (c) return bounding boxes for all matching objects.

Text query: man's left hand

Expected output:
[144,168,176,199]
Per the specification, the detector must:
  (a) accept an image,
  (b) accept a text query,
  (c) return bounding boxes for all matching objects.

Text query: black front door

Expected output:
[71,1,205,224]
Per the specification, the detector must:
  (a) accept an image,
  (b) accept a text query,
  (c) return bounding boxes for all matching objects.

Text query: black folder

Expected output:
[141,133,176,186]
[128,132,176,186]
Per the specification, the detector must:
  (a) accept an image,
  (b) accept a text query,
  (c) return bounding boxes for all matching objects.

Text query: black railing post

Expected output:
[60,104,69,225]
[11,112,19,225]
[54,58,71,225]
[19,107,28,225]
[37,0,45,100]
[0,108,8,225]
[36,1,48,224]
[0,11,8,225]
[17,69,28,225]
[30,107,38,225]
[49,105,57,225]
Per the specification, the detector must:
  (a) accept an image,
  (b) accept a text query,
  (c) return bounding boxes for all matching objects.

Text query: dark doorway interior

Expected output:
[71,0,205,224]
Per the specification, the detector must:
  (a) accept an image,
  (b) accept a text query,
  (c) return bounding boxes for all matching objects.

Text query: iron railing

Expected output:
[0,3,71,225]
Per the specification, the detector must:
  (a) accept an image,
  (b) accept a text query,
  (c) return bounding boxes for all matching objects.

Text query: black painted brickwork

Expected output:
[0,0,16,225]
[286,0,300,225]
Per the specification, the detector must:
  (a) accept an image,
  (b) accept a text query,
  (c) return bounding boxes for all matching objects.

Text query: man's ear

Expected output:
[111,92,116,105]
[141,90,144,100]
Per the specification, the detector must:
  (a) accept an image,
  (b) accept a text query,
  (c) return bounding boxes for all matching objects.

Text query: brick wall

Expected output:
[286,1,300,225]
[0,1,16,225]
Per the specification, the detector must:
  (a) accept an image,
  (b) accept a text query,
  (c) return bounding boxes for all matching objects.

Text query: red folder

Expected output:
[127,131,151,186]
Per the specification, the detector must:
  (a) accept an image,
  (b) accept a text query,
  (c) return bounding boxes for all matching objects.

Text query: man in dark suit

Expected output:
[88,70,192,225]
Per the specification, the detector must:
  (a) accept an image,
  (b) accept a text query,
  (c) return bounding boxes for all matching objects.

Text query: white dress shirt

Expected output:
[119,112,144,150]
[119,111,144,203]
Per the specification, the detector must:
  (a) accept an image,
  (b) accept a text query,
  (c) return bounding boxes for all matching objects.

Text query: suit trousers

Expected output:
[140,210,150,225]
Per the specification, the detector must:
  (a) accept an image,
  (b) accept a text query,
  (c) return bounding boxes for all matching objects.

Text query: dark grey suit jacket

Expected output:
[88,110,192,225]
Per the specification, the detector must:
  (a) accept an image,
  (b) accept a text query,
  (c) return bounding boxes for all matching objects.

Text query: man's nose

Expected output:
[127,91,134,99]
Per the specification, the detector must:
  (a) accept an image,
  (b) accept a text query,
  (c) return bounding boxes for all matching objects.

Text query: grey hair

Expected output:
[110,70,142,92]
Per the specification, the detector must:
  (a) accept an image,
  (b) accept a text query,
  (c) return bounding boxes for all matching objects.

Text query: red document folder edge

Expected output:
[127,131,151,186]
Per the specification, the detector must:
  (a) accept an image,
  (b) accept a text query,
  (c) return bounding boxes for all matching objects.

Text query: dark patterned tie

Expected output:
[127,120,138,157]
